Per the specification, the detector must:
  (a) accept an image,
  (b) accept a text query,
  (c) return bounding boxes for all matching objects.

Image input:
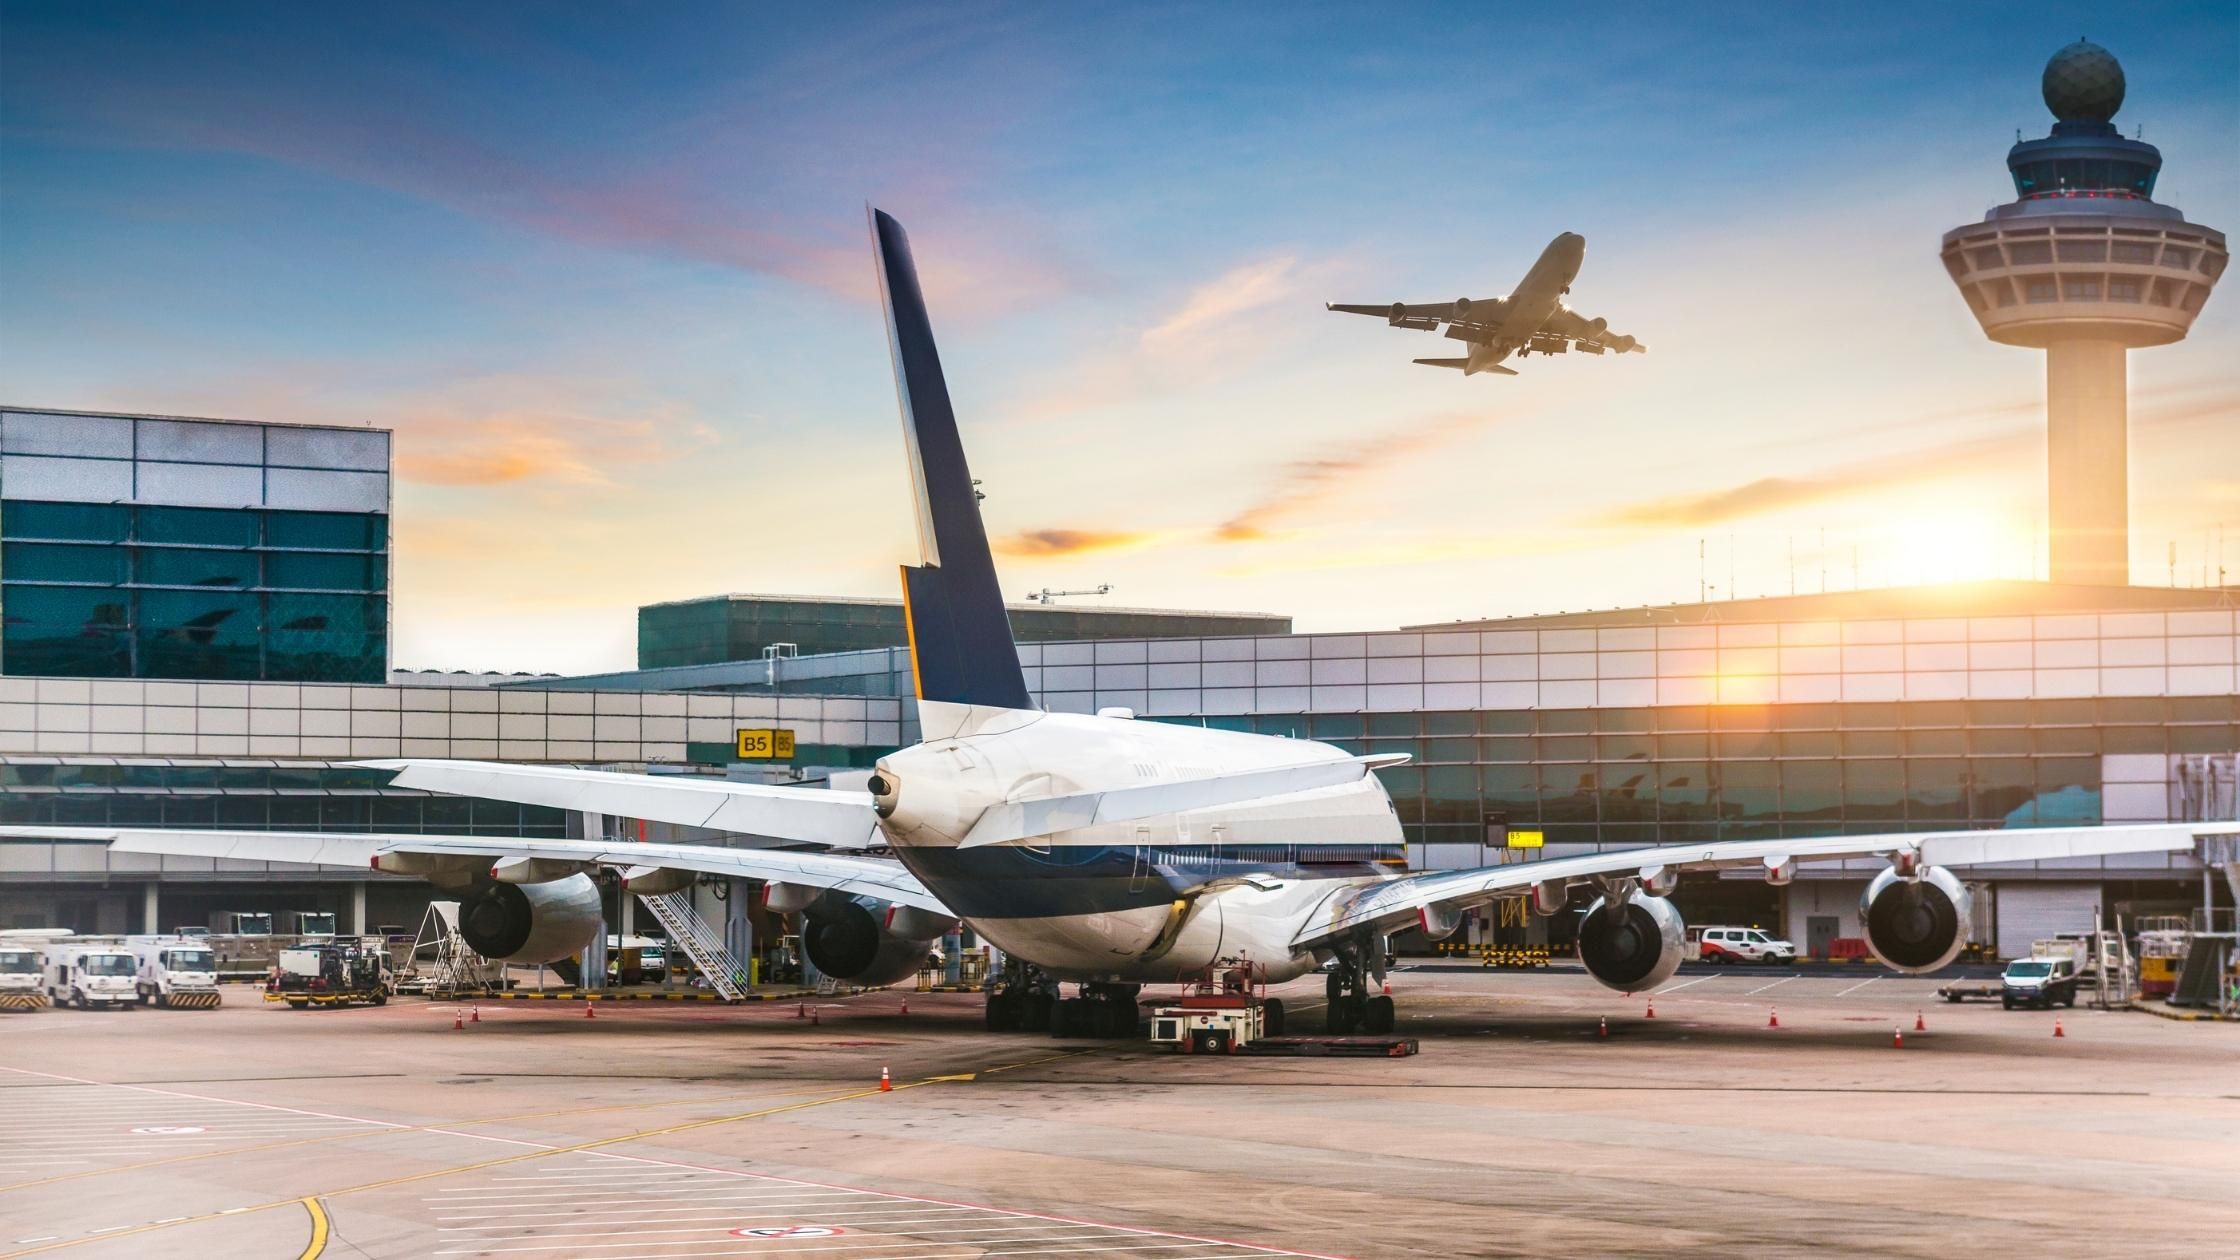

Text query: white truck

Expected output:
[129,937,223,1008]
[43,941,141,1010]
[0,944,47,1010]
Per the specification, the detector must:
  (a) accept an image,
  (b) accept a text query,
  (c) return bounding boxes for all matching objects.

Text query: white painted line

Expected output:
[1745,975,1799,996]
[0,1065,407,1130]
[435,1205,986,1228]
[431,1188,868,1205]
[437,1226,1146,1246]
[434,1234,1254,1257]
[1837,976,1883,997]
[14,1238,61,1245]
[1659,975,1716,994]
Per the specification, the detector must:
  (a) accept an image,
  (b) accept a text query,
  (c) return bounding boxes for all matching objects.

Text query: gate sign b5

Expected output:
[735,728,796,760]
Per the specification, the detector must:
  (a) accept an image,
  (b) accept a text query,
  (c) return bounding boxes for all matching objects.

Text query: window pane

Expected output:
[1780,761,1843,823]
[1718,761,1779,821]
[138,590,260,678]
[265,510,378,550]
[1479,711,1533,736]
[266,552,379,591]
[1906,758,1969,820]
[1538,764,1597,823]
[1537,736,1593,762]
[1538,710,1593,735]
[1598,734,1654,762]
[137,546,256,589]
[1658,761,1713,820]
[1778,731,1838,757]
[1,500,129,542]
[2035,757,2101,824]
[1842,729,1903,757]
[1971,728,2031,756]
[1367,713,1417,737]
[1970,758,2037,825]
[2,542,125,583]
[1657,731,1709,759]
[0,585,131,675]
[1906,729,1967,756]
[1479,763,1538,820]
[1601,762,1655,824]
[1309,714,1363,739]
[138,505,259,547]
[1845,760,1906,821]
[265,593,384,683]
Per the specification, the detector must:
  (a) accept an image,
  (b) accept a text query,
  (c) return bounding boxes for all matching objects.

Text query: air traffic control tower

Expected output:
[1941,40,2226,585]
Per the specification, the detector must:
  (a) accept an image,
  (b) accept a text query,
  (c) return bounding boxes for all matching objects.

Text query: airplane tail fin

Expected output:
[871,209,1033,712]
[1413,357,1517,376]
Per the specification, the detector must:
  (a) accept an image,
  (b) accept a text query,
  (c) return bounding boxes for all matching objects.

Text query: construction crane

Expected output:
[1023,585,1112,605]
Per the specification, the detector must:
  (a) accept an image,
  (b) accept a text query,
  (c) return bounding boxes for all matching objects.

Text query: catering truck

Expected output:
[0,943,47,1010]
[43,941,140,1010]
[130,937,223,1008]
[268,941,391,1009]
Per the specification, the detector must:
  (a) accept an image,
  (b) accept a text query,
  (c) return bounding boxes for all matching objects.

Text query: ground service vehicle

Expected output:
[605,934,669,985]
[132,938,222,1008]
[44,944,139,1009]
[268,942,390,1008]
[210,911,273,935]
[0,946,47,1010]
[280,911,338,936]
[1691,926,1798,964]
[2002,956,2080,1008]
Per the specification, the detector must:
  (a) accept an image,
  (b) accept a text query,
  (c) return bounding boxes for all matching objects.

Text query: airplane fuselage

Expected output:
[1468,231,1585,374]
[871,706,1405,983]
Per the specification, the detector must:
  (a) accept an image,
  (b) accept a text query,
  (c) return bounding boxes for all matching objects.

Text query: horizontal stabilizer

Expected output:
[1412,357,1469,370]
[960,755,1404,849]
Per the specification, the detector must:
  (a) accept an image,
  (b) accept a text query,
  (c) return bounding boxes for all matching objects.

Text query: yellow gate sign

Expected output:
[1505,828,1544,849]
[735,728,796,760]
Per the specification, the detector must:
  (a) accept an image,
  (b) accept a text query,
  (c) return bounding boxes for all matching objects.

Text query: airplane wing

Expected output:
[0,825,952,914]
[1291,821,2238,948]
[1541,306,1645,353]
[1327,299,1510,332]
[363,759,886,847]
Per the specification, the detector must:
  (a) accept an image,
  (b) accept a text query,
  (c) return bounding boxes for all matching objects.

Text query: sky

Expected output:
[2,1,2235,674]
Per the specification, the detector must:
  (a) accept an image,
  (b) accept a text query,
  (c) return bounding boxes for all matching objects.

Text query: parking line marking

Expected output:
[1660,976,1716,993]
[1744,975,1799,996]
[1837,976,1882,997]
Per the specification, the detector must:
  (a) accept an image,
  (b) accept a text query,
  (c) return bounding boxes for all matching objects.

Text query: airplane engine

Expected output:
[457,873,604,964]
[1453,297,1472,318]
[1609,334,1636,352]
[1387,302,1407,325]
[1586,315,1608,336]
[802,891,959,989]
[1576,893,1685,992]
[1860,864,1972,973]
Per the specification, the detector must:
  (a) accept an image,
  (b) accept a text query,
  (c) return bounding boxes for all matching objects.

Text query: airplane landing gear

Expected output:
[984,957,1059,1032]
[1053,981,1142,1039]
[1324,934,1395,1036]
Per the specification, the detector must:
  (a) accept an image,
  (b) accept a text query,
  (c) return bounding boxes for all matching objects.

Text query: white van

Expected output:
[131,938,222,1008]
[1690,926,1797,965]
[44,944,140,1009]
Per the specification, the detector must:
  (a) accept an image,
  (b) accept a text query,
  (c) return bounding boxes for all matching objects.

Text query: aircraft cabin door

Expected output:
[1130,826,1151,892]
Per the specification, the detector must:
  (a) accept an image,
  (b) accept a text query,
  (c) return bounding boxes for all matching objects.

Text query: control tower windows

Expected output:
[2108,278,2143,302]
[2112,241,2156,263]
[2056,240,2106,263]
[2026,280,2059,303]
[2162,246,2194,270]
[2008,241,2052,265]
[2010,159,2156,198]
[2062,278,2100,301]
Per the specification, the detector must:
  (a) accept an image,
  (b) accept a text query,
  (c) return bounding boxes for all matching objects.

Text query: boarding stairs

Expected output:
[636,890,750,1002]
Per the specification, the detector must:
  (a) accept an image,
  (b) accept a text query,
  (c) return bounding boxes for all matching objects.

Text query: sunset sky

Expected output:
[3,2,2235,674]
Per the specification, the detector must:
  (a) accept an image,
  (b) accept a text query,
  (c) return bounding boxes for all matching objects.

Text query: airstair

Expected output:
[636,890,750,1002]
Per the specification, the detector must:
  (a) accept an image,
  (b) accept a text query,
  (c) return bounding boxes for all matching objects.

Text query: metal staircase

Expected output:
[637,891,750,1002]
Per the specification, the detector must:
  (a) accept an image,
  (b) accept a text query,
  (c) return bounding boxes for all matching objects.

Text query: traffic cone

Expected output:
[1914,1010,1925,1033]
[1598,1016,1607,1038]
[1381,979,1391,996]
[1767,1006,1779,1029]
[900,998,909,1016]
[2053,1018,2064,1038]
[584,1000,596,1020]
[1893,1027,1904,1049]
[879,1066,892,1092]
[811,1006,820,1026]
[452,1008,463,1030]
[471,1005,481,1024]
[795,1001,806,1020]
[1645,997,1656,1019]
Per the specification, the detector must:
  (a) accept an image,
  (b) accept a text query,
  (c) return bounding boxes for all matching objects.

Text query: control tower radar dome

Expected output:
[1940,41,2226,586]
[2042,40,2125,124]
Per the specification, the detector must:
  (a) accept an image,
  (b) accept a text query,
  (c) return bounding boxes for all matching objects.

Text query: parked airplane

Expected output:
[10,211,2230,1042]
[1328,231,1645,375]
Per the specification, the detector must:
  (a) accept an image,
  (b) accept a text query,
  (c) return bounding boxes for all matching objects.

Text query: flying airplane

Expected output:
[1328,231,1646,375]
[10,211,2230,1043]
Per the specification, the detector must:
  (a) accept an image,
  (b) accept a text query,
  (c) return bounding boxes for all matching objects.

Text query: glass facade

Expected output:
[0,762,564,835]
[1151,696,2237,849]
[639,596,1290,669]
[1,500,387,682]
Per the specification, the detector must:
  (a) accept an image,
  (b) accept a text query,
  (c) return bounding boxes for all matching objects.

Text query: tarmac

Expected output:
[1,966,2235,1259]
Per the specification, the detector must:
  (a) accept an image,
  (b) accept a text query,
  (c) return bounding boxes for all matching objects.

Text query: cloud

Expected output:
[1140,257,1299,348]
[993,528,1157,557]
[1216,408,1509,541]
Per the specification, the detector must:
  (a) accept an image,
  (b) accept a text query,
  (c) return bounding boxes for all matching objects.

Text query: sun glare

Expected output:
[1883,509,2033,585]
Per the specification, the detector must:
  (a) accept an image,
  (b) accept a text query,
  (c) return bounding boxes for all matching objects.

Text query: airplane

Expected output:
[8,210,2231,1043]
[1327,231,1646,376]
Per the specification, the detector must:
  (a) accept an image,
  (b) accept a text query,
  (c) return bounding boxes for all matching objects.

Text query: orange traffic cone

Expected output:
[879,1066,893,1092]
[2053,1018,2064,1038]
[900,998,910,1016]
[1598,1016,1607,1038]
[1914,1010,1925,1032]
[1892,1027,1904,1049]
[452,1008,463,1030]
[1767,1006,1780,1029]
[471,1005,481,1024]
[584,1001,596,1020]
[1381,978,1390,996]
[795,1001,806,1020]
[1645,997,1656,1019]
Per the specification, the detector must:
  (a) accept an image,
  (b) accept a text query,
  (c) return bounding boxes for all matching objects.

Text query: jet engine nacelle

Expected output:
[1585,315,1608,336]
[1387,302,1408,325]
[457,873,604,964]
[619,865,695,897]
[1608,334,1636,352]
[801,891,959,989]
[1453,297,1472,318]
[1859,864,1972,974]
[1576,893,1685,992]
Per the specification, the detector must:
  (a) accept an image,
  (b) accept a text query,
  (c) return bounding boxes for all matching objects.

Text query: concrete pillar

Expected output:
[2045,338,2129,585]
[349,883,367,936]
[143,883,160,935]
[724,878,753,973]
